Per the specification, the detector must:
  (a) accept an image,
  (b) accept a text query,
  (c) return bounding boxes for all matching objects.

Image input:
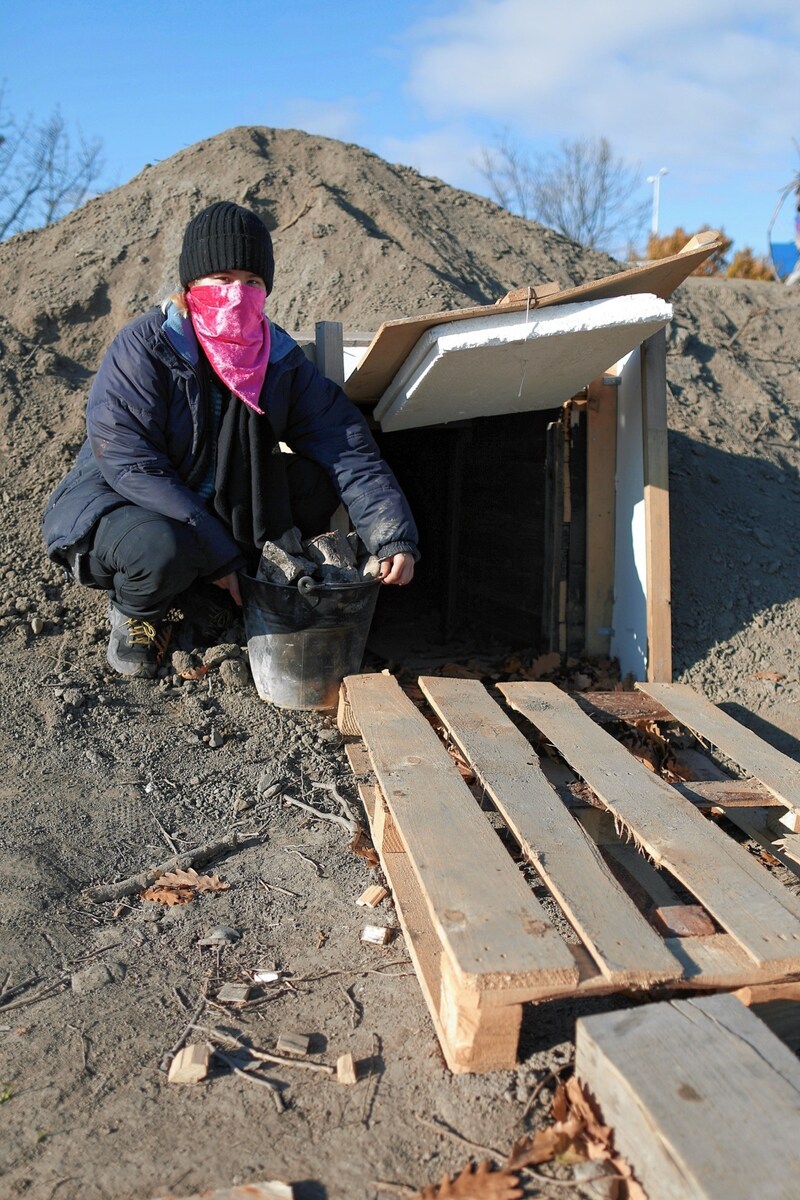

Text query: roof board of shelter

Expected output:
[374,292,672,432]
[345,233,722,403]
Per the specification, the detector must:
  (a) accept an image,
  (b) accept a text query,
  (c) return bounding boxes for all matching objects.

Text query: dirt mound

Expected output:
[2,126,800,1199]
[0,124,616,369]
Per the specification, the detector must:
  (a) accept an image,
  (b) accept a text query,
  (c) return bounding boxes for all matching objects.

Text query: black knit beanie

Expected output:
[179,201,275,291]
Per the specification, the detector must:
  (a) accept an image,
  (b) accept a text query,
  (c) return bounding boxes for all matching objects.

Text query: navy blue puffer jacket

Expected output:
[43,304,418,577]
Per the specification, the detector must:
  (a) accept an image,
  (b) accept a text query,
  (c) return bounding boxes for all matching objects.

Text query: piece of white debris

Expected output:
[360,925,393,946]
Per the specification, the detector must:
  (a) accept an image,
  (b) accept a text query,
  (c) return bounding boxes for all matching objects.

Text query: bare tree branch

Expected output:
[477,131,648,255]
[0,86,104,241]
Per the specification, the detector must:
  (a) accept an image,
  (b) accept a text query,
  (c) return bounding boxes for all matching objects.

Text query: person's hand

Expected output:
[213,572,242,606]
[379,553,414,586]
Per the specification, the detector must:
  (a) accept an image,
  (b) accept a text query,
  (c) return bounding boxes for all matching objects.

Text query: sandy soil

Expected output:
[1,126,799,1200]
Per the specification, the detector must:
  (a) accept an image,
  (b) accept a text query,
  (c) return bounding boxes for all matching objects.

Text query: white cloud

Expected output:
[281,97,363,140]
[405,0,800,176]
[377,125,487,192]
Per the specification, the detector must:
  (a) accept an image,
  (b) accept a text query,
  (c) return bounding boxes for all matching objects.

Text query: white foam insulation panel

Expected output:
[373,293,672,431]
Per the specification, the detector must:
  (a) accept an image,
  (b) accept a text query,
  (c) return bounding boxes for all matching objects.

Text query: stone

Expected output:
[219,658,251,689]
[203,643,241,667]
[30,617,45,635]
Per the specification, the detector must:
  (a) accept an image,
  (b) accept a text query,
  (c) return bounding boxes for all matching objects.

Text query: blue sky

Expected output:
[3,0,798,259]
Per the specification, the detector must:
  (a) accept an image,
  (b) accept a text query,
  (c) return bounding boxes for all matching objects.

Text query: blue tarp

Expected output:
[771,241,799,279]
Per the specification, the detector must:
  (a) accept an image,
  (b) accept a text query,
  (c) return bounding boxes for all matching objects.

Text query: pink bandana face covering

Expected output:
[186,282,270,413]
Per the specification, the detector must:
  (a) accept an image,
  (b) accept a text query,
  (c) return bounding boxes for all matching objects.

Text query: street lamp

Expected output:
[646,167,668,237]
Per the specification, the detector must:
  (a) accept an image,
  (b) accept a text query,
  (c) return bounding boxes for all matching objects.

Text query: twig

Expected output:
[524,1168,612,1187]
[192,1025,335,1074]
[210,1046,286,1113]
[258,877,300,899]
[0,977,69,1013]
[277,199,314,233]
[0,975,38,1006]
[284,795,355,835]
[340,982,362,1030]
[290,959,412,983]
[361,1031,381,1128]
[151,810,178,855]
[84,833,243,904]
[415,1114,504,1161]
[724,306,767,350]
[370,1183,416,1198]
[311,780,360,829]
[523,1063,573,1119]
[159,996,207,1073]
[284,847,323,877]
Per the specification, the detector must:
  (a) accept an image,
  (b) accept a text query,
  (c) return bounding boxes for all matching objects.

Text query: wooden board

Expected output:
[342,674,578,992]
[418,676,680,986]
[576,993,800,1200]
[584,377,617,656]
[345,237,723,402]
[499,683,800,969]
[638,681,800,820]
[641,328,672,681]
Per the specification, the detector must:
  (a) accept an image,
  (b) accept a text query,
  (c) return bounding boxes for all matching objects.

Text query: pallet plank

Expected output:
[576,993,800,1200]
[499,683,800,968]
[638,681,800,820]
[419,676,680,986]
[343,674,578,991]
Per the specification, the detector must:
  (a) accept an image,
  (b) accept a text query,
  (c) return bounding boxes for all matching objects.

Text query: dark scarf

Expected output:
[211,385,294,564]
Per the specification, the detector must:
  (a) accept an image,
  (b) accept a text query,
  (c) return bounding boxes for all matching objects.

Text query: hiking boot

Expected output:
[107,603,168,678]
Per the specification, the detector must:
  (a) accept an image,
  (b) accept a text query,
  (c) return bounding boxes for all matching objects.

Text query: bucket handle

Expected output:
[297,575,321,607]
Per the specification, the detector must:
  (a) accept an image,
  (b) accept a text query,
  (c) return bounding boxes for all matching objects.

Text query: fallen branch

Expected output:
[192,1024,335,1074]
[283,847,323,876]
[284,796,355,836]
[210,1046,286,1113]
[83,834,244,904]
[0,977,69,1013]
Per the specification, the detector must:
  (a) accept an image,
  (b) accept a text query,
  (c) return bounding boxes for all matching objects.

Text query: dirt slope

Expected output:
[1,126,799,1200]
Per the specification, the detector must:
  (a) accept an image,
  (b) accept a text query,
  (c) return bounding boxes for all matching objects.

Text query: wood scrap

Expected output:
[356,884,388,908]
[276,1031,310,1057]
[167,1042,210,1084]
[336,1052,358,1084]
[361,925,393,946]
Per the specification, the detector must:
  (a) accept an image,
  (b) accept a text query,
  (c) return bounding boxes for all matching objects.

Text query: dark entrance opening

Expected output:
[369,406,565,660]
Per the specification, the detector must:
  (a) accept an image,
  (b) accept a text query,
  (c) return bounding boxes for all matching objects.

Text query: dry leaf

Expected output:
[140,867,230,906]
[415,1160,522,1199]
[753,670,785,682]
[180,664,210,681]
[760,849,781,866]
[503,1078,646,1199]
[527,651,561,679]
[349,828,380,869]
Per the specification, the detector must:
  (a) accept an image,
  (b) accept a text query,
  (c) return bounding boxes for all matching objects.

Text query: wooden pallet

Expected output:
[339,674,800,1072]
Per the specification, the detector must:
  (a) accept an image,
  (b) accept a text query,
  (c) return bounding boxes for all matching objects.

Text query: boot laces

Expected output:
[125,617,158,647]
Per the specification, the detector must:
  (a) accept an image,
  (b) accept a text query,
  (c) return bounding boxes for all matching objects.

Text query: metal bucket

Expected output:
[239,572,380,710]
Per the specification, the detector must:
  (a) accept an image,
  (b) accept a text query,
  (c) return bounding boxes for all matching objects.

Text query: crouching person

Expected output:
[43,201,418,678]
